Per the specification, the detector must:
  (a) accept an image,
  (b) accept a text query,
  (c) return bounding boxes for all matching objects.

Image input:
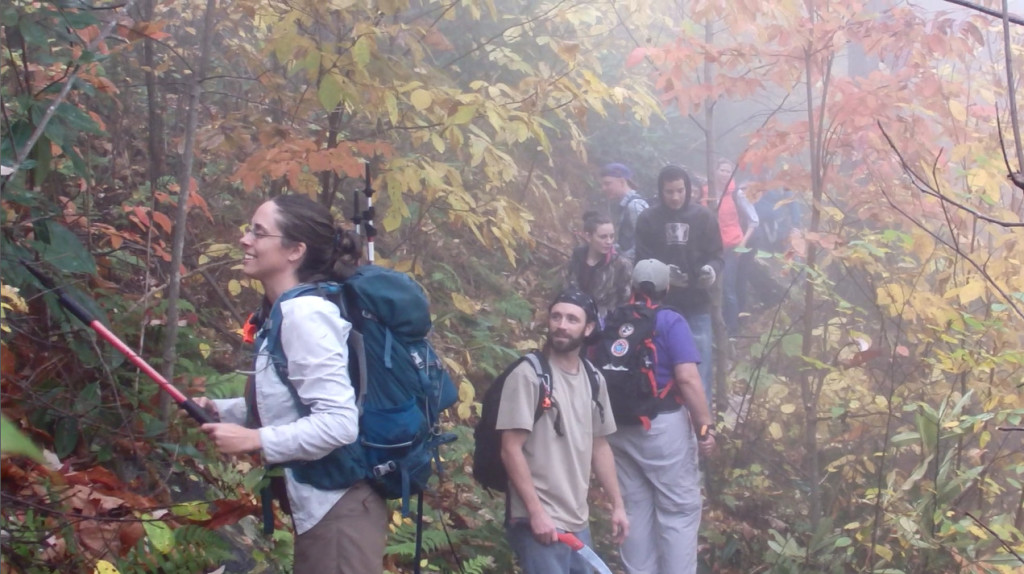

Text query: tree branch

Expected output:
[964,511,1024,564]
[0,0,142,182]
[940,0,1024,27]
[999,0,1024,196]
[878,122,1024,227]
[876,184,1024,321]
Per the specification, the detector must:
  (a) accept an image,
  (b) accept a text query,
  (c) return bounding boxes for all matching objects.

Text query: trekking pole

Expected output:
[20,261,216,425]
[361,162,377,264]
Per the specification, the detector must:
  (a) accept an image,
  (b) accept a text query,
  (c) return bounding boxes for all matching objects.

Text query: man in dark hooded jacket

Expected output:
[635,165,723,409]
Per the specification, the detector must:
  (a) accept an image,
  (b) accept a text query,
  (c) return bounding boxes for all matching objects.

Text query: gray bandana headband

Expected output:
[550,288,599,324]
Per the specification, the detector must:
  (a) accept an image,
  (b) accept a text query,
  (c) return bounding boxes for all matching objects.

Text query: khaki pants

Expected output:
[293,481,388,574]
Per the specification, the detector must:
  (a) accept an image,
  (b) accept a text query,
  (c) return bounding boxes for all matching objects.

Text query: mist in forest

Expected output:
[1,0,1023,572]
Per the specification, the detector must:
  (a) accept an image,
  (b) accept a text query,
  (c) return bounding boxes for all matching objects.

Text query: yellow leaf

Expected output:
[957,278,986,305]
[410,89,432,112]
[451,292,479,314]
[458,380,475,403]
[780,404,796,414]
[385,91,399,125]
[94,560,120,574]
[966,524,988,539]
[382,207,403,233]
[948,100,967,122]
[768,422,782,439]
[199,343,211,359]
[431,133,445,153]
[228,279,242,296]
[449,105,477,125]
[1,284,28,312]
[874,544,894,562]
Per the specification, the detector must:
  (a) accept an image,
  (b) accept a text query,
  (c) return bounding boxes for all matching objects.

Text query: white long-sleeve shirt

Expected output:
[214,295,359,534]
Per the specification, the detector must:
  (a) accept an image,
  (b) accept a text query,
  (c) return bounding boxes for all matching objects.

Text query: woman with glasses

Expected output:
[193,195,386,573]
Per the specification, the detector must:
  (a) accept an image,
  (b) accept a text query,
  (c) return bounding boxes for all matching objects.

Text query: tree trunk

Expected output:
[702,18,730,419]
[158,0,218,417]
[800,41,824,531]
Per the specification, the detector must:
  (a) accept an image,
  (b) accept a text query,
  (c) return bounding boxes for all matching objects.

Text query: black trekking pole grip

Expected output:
[19,260,216,425]
[179,400,218,425]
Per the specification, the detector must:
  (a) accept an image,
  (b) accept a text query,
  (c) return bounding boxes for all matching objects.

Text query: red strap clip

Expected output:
[242,313,258,344]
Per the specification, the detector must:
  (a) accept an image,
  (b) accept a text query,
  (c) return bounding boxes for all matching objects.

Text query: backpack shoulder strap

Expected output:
[581,358,606,424]
[521,351,564,437]
[257,282,349,411]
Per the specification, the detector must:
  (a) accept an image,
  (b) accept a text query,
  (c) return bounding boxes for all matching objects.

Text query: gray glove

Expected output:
[697,265,716,289]
[668,264,689,288]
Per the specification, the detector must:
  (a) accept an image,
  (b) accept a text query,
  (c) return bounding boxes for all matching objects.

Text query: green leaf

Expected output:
[352,37,370,67]
[170,501,211,521]
[318,74,344,112]
[449,105,477,125]
[0,414,45,462]
[142,515,174,554]
[36,219,97,274]
[242,466,268,492]
[54,417,79,458]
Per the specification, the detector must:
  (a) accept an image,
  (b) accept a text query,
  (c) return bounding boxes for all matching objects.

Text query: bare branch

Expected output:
[940,0,1024,26]
[876,184,1024,321]
[878,122,1024,228]
[964,511,1024,564]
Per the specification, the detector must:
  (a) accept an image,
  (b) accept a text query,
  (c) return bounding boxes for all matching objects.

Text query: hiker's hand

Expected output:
[668,264,689,288]
[697,265,716,289]
[179,397,219,422]
[698,433,717,457]
[530,511,558,545]
[610,505,629,544]
[191,397,219,418]
[201,423,261,454]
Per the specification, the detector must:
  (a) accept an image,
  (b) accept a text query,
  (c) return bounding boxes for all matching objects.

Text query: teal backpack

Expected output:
[255,265,458,516]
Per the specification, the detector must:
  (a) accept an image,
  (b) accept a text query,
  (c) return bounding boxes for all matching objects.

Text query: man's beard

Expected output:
[548,331,585,353]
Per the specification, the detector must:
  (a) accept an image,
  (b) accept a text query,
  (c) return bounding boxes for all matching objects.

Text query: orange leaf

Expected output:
[150,211,173,234]
[132,206,150,228]
[201,498,261,529]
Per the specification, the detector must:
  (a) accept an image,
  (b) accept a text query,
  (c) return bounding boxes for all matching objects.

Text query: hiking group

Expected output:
[191,159,798,573]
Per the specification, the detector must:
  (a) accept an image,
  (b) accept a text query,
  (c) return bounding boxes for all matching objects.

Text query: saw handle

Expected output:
[556,532,584,551]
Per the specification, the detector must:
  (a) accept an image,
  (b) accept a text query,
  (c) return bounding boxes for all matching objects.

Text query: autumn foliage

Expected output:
[3,0,1024,572]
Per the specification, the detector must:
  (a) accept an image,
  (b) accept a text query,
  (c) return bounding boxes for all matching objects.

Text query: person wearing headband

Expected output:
[496,288,628,574]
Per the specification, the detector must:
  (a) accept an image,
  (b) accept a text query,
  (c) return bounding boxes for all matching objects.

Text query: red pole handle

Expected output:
[21,261,215,425]
[556,532,584,551]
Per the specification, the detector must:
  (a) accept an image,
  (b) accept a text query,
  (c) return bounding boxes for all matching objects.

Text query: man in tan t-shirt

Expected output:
[497,288,628,574]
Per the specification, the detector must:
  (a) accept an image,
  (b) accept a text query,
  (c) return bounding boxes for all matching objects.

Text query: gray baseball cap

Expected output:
[632,259,670,292]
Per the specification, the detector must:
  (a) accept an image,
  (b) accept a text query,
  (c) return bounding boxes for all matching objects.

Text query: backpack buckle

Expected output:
[373,461,397,478]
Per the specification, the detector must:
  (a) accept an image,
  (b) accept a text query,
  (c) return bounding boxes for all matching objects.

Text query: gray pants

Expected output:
[607,408,702,574]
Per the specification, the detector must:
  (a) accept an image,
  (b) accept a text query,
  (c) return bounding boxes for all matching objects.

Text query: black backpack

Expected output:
[593,302,680,430]
[472,351,604,492]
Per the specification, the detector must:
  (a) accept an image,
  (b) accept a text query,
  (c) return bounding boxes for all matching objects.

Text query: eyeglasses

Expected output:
[243,225,284,240]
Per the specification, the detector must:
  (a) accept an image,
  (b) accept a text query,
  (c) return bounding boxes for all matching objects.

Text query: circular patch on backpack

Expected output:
[611,339,630,357]
[618,323,635,337]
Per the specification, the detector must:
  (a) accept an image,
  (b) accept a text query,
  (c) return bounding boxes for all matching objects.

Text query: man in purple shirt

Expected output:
[606,259,716,574]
